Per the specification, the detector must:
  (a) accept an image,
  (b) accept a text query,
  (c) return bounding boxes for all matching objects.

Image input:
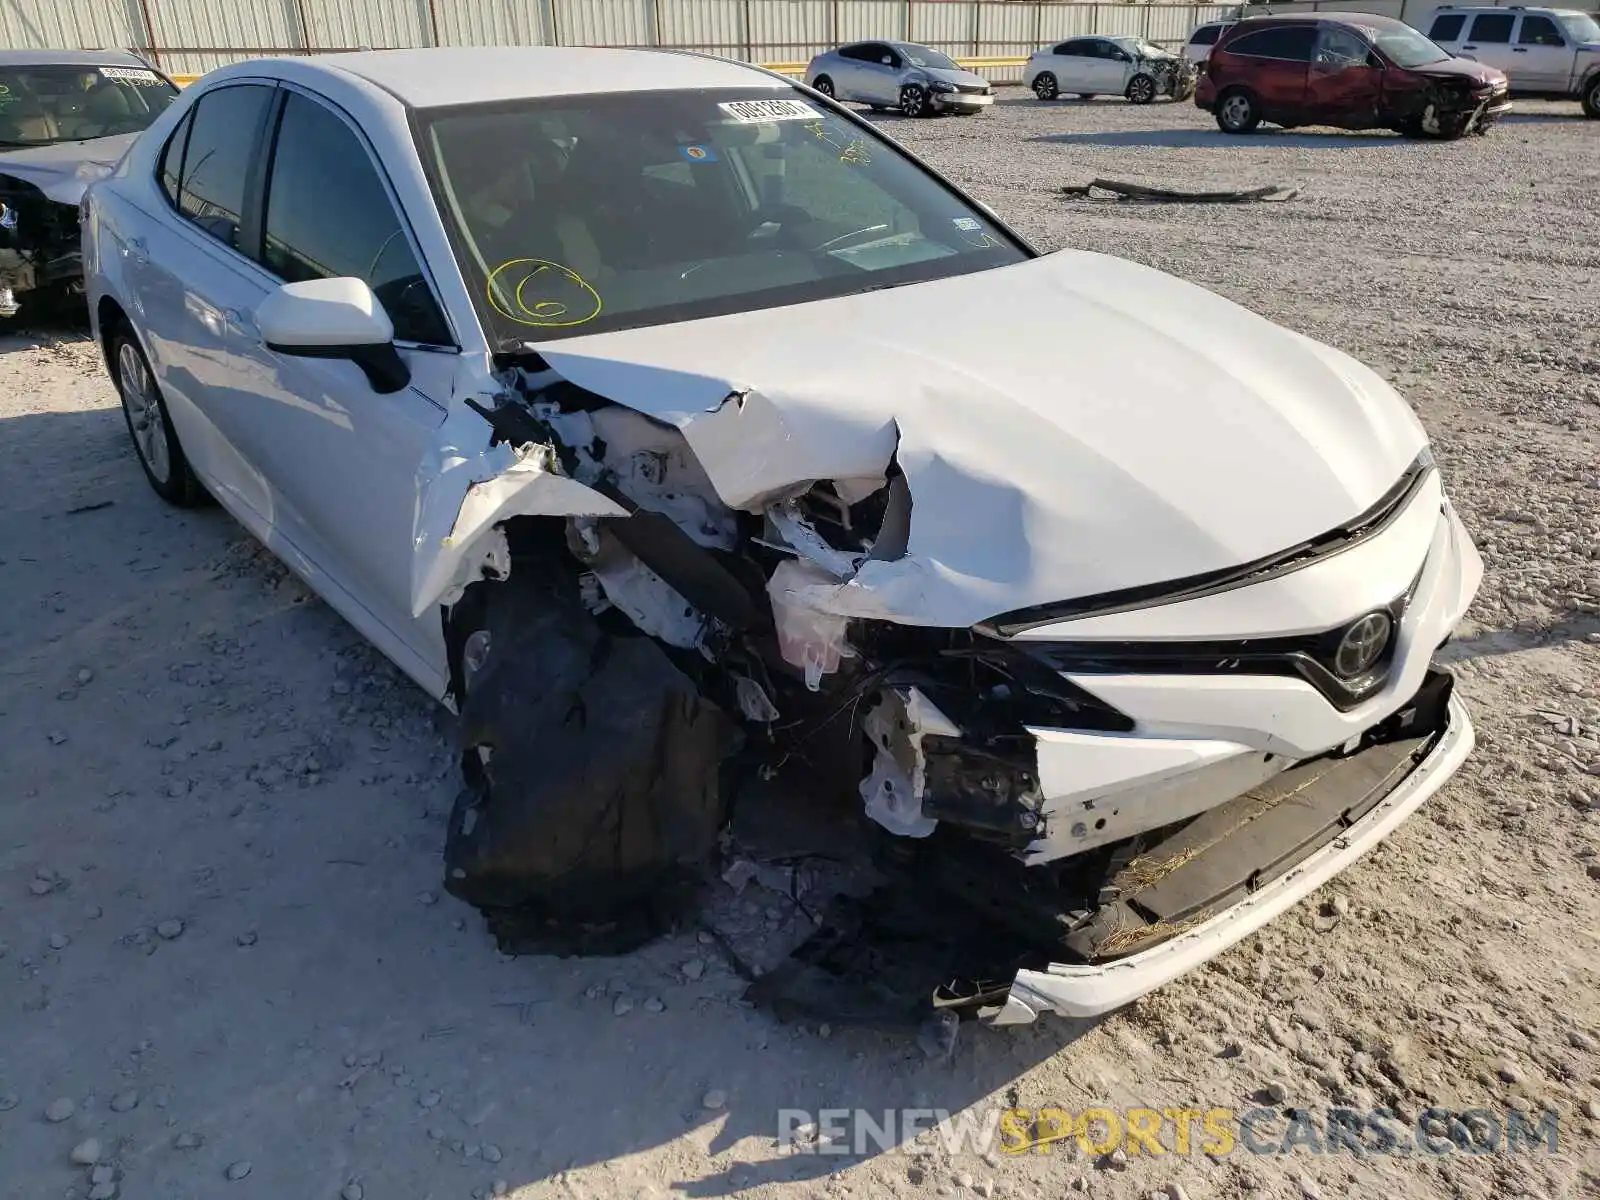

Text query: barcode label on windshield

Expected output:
[717,98,820,124]
[100,67,161,82]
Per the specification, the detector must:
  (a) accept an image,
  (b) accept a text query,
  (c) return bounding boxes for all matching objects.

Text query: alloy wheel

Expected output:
[117,339,170,484]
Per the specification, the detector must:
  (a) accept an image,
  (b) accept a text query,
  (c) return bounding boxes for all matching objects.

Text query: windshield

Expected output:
[417,87,1027,348]
[902,46,960,70]
[0,63,177,147]
[1369,24,1451,68]
[1558,12,1600,41]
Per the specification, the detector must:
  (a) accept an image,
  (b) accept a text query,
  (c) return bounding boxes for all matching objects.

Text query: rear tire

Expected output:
[1581,74,1600,118]
[813,75,835,99]
[1215,88,1260,134]
[110,326,206,507]
[1032,72,1059,101]
[1125,73,1158,104]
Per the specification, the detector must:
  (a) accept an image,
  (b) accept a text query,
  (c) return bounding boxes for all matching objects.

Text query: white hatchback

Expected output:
[85,47,1480,1027]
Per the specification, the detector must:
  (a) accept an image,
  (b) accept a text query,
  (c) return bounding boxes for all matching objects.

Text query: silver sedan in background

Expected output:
[803,41,994,116]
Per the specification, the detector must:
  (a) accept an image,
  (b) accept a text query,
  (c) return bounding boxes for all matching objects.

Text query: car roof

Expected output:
[1431,5,1575,11]
[287,46,784,109]
[1233,11,1410,29]
[0,48,154,69]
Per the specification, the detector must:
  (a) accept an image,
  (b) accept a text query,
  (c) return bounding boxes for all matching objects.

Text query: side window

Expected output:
[1100,42,1131,62]
[1191,26,1222,47]
[261,92,450,346]
[881,47,903,68]
[1228,27,1317,62]
[1517,15,1565,45]
[1049,43,1073,56]
[176,84,274,251]
[836,45,868,63]
[1428,14,1466,42]
[1316,25,1372,66]
[1060,40,1093,57]
[1468,13,1515,43]
[157,107,193,207]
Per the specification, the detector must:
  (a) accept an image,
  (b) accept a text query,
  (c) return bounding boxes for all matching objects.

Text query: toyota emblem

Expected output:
[1333,612,1392,679]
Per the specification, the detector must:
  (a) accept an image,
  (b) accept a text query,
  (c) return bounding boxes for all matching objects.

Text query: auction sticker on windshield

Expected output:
[718,98,821,123]
[99,67,162,82]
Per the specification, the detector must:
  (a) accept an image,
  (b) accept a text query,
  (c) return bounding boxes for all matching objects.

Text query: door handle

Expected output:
[125,235,148,260]
[221,307,256,337]
[1462,44,1477,50]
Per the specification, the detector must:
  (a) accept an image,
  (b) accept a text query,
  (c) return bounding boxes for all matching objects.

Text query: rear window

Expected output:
[1467,13,1515,43]
[1224,26,1318,62]
[1428,14,1466,42]
[0,62,178,148]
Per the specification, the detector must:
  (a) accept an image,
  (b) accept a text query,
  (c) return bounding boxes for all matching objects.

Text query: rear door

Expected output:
[1306,22,1384,123]
[1459,11,1519,78]
[1223,25,1316,119]
[1512,13,1574,91]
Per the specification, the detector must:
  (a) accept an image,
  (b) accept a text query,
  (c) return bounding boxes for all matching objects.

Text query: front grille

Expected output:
[1020,587,1416,712]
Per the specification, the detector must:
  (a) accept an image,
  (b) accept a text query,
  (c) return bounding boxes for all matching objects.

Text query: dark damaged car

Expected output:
[0,49,179,318]
[1196,12,1511,138]
[85,48,1482,1029]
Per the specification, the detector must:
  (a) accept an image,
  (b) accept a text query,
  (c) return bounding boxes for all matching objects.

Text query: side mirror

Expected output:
[256,277,411,394]
[881,56,894,65]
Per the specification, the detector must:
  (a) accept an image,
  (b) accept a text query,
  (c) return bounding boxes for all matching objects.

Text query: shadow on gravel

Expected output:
[1439,611,1600,662]
[1499,110,1591,125]
[1028,127,1409,149]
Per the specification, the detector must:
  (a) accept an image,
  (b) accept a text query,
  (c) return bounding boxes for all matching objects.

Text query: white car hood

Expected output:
[0,132,138,204]
[536,251,1428,630]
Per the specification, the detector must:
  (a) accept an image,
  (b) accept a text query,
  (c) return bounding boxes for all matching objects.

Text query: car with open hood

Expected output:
[1197,12,1511,138]
[84,46,1481,1029]
[803,41,994,116]
[0,48,179,318]
[1024,34,1197,102]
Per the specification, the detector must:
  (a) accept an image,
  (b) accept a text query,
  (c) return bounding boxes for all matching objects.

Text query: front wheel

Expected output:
[111,328,206,507]
[812,75,835,99]
[1581,75,1600,118]
[1215,88,1261,134]
[1032,73,1059,101]
[1126,73,1158,105]
[900,83,930,118]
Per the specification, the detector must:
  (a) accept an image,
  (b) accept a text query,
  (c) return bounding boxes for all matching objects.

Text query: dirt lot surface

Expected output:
[2,95,1598,1200]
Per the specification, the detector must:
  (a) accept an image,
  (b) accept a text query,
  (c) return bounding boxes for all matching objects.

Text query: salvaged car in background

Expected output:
[1424,5,1600,117]
[1024,34,1197,102]
[803,41,994,116]
[0,48,179,318]
[1196,13,1511,138]
[85,47,1481,1028]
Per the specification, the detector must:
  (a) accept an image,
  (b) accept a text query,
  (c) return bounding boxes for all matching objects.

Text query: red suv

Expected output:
[1194,13,1511,139]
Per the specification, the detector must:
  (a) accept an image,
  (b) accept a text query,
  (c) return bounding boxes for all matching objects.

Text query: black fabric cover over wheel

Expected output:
[445,571,740,954]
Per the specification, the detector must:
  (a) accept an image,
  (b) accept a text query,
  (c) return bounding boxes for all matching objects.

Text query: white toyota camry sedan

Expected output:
[84,47,1482,1027]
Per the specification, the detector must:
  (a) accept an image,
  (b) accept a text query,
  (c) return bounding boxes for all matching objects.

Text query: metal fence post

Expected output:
[293,0,312,52]
[136,0,161,66]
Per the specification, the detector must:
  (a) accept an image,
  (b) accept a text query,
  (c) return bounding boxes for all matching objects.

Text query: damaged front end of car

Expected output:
[0,176,84,318]
[413,262,1482,1028]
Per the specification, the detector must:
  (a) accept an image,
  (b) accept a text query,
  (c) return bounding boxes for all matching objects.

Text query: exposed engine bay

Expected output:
[0,177,80,318]
[429,345,1471,1030]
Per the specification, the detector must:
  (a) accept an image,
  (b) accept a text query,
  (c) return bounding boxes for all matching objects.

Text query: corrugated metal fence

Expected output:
[0,1,1241,81]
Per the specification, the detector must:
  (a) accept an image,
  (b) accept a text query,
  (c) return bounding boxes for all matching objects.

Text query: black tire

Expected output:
[1125,73,1158,105]
[1215,87,1261,134]
[813,75,835,99]
[899,83,930,117]
[1032,72,1059,101]
[109,326,207,507]
[1400,100,1468,140]
[1581,75,1600,118]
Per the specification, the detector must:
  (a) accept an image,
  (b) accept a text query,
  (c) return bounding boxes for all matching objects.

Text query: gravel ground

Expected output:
[1,95,1598,1200]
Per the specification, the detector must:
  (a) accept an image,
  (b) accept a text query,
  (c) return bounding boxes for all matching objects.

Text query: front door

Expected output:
[859,43,905,105]
[1511,13,1574,91]
[1307,24,1385,125]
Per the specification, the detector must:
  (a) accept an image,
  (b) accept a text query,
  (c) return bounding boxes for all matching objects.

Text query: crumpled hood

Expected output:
[1418,58,1506,88]
[0,132,138,204]
[538,251,1428,629]
[923,66,989,89]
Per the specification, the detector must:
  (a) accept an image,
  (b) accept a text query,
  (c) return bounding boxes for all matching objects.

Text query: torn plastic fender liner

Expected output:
[445,570,741,948]
[411,400,628,618]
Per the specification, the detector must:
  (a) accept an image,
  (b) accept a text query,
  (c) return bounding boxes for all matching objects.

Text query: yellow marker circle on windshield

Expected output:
[485,258,602,329]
